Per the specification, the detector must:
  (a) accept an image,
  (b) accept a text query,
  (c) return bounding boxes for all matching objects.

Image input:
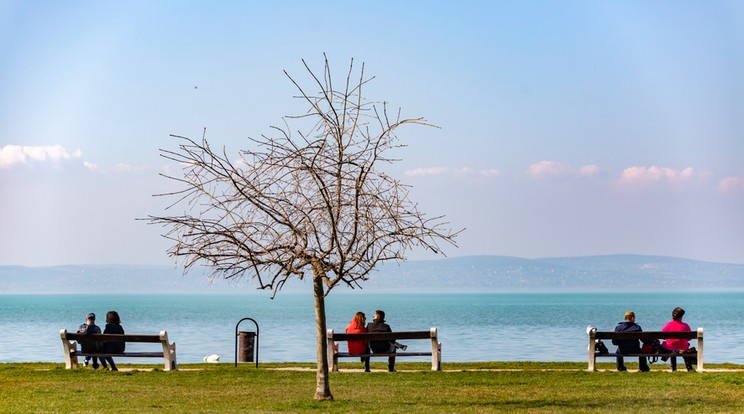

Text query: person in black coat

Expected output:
[613,311,650,372]
[101,311,125,371]
[366,310,406,372]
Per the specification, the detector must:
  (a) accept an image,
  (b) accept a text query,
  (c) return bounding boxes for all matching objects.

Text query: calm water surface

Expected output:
[0,292,741,364]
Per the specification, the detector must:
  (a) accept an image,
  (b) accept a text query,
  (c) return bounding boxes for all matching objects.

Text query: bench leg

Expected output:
[696,328,704,372]
[587,327,596,372]
[432,342,442,371]
[326,331,339,372]
[60,330,78,369]
[332,343,339,372]
[163,342,177,371]
[160,331,177,371]
[69,351,79,369]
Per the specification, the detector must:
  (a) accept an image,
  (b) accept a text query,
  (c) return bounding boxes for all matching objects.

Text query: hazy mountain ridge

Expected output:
[2,255,742,294]
[364,255,744,292]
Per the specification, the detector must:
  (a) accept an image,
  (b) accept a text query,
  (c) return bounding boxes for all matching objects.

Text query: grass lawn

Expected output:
[2,361,743,413]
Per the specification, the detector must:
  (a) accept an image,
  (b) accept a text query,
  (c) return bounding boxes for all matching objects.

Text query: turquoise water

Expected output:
[0,292,741,364]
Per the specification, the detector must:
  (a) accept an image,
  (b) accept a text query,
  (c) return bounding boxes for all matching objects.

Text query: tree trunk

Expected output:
[312,265,333,401]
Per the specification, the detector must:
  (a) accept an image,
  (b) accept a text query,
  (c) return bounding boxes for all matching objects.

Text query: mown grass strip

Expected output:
[2,362,743,413]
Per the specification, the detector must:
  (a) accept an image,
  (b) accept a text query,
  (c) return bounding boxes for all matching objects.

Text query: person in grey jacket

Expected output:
[613,311,650,372]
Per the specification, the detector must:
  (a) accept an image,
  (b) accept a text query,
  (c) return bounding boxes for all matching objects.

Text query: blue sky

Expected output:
[1,1,743,266]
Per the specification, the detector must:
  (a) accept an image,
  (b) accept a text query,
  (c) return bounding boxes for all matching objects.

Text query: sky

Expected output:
[1,1,743,267]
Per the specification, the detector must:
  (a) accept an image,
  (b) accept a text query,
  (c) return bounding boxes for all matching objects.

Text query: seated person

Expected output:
[613,311,650,372]
[345,312,370,372]
[367,310,405,372]
[660,307,695,371]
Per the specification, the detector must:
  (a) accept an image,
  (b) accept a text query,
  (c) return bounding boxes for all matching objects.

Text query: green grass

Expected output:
[2,362,743,413]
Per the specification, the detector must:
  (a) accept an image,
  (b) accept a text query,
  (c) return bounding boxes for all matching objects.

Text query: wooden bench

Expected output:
[587,327,703,372]
[326,328,441,371]
[60,329,178,371]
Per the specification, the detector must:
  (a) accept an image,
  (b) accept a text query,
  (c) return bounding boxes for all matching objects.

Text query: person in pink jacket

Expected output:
[345,312,370,372]
[660,307,694,371]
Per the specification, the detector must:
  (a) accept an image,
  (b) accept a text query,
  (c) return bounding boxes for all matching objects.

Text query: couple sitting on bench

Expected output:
[346,309,406,372]
[614,307,696,372]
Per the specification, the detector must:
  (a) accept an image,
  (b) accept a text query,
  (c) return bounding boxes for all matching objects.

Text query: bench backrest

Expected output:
[64,333,164,343]
[330,331,435,342]
[593,331,699,341]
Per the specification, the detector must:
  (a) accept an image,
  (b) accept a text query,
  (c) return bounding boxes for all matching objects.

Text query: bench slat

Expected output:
[75,352,165,358]
[594,331,698,340]
[595,353,697,358]
[332,331,433,341]
[64,333,163,343]
[336,352,432,358]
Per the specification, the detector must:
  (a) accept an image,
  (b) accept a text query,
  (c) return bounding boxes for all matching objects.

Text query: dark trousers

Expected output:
[373,342,397,371]
[616,355,649,372]
[102,356,118,371]
[84,356,100,369]
[661,345,696,371]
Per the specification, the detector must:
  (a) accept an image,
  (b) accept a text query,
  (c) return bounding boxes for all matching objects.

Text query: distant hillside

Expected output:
[365,255,744,292]
[1,255,743,294]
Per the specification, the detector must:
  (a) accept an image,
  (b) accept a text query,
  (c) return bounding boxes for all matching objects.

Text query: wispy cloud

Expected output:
[527,160,600,177]
[578,164,600,177]
[84,161,147,175]
[618,166,709,186]
[718,176,744,192]
[405,167,449,176]
[479,168,501,177]
[404,167,500,178]
[0,144,82,169]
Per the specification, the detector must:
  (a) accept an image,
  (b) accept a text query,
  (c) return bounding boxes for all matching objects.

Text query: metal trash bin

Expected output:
[238,331,256,362]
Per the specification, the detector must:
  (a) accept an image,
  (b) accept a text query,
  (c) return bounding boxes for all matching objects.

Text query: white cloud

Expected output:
[527,160,568,176]
[405,167,451,177]
[479,169,500,177]
[452,167,475,176]
[0,144,82,169]
[85,161,147,175]
[578,164,600,177]
[618,166,701,185]
[718,176,744,192]
[404,167,500,178]
[527,160,599,178]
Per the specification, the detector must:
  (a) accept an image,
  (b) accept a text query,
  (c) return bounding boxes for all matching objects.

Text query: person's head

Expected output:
[672,307,685,321]
[374,310,385,323]
[624,311,635,321]
[106,310,120,324]
[86,312,96,323]
[353,312,366,327]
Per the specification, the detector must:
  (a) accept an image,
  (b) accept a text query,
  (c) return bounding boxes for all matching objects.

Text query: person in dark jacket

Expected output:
[77,312,102,369]
[613,311,650,372]
[101,310,124,371]
[366,310,406,372]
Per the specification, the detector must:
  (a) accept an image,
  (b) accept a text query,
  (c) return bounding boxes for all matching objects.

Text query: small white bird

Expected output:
[203,354,220,363]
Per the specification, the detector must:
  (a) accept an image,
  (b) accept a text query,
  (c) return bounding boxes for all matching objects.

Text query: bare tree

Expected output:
[148,56,459,401]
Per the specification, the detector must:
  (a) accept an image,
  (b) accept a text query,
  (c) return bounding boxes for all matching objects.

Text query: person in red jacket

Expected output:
[345,312,370,372]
